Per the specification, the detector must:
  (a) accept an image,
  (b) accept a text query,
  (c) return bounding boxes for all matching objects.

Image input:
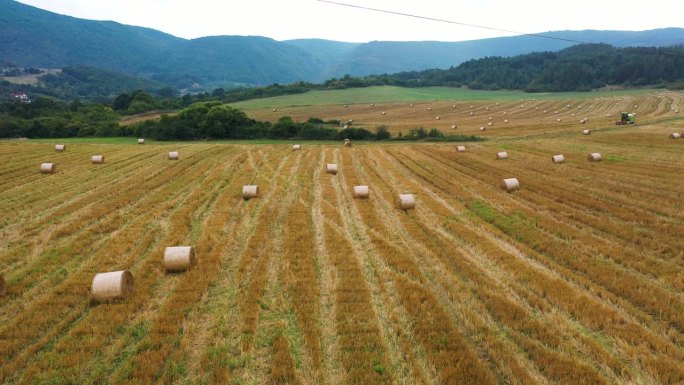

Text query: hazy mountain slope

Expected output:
[2,0,683,86]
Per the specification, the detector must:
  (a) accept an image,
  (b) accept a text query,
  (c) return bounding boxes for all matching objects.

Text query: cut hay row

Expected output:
[1,134,683,384]
[0,146,242,383]
[380,145,684,380]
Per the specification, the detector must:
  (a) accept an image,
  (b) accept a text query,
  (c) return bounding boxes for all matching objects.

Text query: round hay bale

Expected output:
[451,125,457,129]
[410,103,414,107]
[552,154,565,164]
[90,270,134,303]
[503,111,508,115]
[371,103,375,106]
[456,145,466,152]
[381,111,386,115]
[582,129,591,135]
[344,104,348,108]
[504,119,509,123]
[427,107,432,111]
[292,144,301,150]
[242,185,259,200]
[396,194,415,210]
[557,118,562,122]
[91,155,105,164]
[480,126,486,131]
[168,151,179,160]
[587,153,602,162]
[488,117,493,120]
[272,108,278,112]
[343,125,349,129]
[580,119,587,124]
[501,178,519,192]
[164,246,196,272]
[452,105,456,108]
[675,109,680,113]
[435,116,440,120]
[137,138,145,144]
[495,102,500,106]
[469,112,474,116]
[40,162,56,174]
[486,107,490,110]
[669,133,681,139]
[55,144,66,152]
[496,151,508,160]
[343,140,352,147]
[470,105,474,109]
[326,163,338,174]
[353,185,369,199]
[488,122,493,126]
[544,110,548,113]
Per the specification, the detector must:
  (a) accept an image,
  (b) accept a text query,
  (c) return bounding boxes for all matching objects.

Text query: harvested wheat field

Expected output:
[1,110,684,385]
[245,89,684,138]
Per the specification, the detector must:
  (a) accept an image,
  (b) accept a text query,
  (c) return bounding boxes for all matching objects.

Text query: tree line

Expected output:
[0,98,480,142]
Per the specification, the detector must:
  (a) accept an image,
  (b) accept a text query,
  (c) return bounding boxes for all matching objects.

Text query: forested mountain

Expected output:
[2,0,684,88]
[378,44,684,91]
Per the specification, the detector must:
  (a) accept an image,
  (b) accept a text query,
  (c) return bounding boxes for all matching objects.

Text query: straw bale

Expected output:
[91,270,134,303]
[91,155,105,164]
[582,129,591,135]
[456,145,466,152]
[669,133,681,139]
[396,194,415,209]
[168,151,179,160]
[501,178,519,192]
[344,140,352,147]
[242,185,259,200]
[326,163,338,174]
[55,144,66,152]
[164,246,196,272]
[587,153,602,162]
[353,185,369,199]
[292,144,301,150]
[496,151,508,159]
[40,162,55,173]
[552,154,565,164]
[138,138,145,144]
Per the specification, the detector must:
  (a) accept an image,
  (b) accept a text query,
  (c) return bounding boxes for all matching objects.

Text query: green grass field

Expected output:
[229,85,660,109]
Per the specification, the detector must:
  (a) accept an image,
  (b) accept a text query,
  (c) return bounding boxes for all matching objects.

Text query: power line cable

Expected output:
[317,0,684,57]
[317,0,591,44]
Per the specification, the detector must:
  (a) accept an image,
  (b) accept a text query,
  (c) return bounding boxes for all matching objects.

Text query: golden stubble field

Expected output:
[247,90,683,138]
[1,93,683,385]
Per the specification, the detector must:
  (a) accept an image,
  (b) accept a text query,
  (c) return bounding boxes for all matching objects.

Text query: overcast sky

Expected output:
[16,0,683,42]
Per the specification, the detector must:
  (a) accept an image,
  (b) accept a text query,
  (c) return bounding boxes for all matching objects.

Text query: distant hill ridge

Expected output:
[2,0,684,87]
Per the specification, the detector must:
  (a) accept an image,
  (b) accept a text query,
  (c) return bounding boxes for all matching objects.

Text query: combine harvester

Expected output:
[616,112,635,125]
